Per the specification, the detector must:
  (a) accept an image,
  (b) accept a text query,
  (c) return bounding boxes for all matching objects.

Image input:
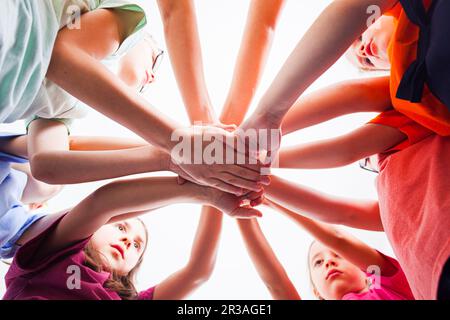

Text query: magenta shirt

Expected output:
[3,215,155,300]
[342,254,414,300]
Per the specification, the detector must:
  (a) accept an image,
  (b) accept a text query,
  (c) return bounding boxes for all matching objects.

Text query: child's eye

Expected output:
[117,224,125,232]
[134,242,140,250]
[314,259,323,267]
[365,57,374,67]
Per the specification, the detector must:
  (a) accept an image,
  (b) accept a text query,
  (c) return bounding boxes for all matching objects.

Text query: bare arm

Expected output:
[0,135,28,159]
[47,8,179,150]
[157,0,216,123]
[278,123,406,169]
[242,0,397,131]
[218,1,294,300]
[281,76,391,135]
[266,200,397,276]
[221,0,286,124]
[27,119,170,184]
[68,136,147,151]
[36,177,262,260]
[265,175,383,231]
[237,219,301,300]
[153,206,223,300]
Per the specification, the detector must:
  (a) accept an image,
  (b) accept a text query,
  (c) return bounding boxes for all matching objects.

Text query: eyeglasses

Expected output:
[359,156,379,174]
[139,48,164,94]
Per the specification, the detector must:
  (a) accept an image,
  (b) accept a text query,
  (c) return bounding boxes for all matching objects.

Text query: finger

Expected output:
[229,207,263,219]
[215,123,237,132]
[223,165,268,184]
[218,173,262,192]
[177,176,187,185]
[208,178,245,195]
[176,167,199,185]
[250,194,265,207]
[239,190,264,202]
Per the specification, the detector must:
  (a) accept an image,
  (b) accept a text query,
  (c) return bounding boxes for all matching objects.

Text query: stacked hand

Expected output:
[169,125,271,195]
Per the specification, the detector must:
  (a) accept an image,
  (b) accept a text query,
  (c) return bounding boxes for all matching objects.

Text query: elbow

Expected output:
[29,154,58,184]
[184,262,215,286]
[159,1,187,33]
[117,64,141,89]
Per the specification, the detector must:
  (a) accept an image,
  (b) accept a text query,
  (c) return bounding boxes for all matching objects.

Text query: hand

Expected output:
[206,187,264,219]
[170,125,270,195]
[235,114,283,173]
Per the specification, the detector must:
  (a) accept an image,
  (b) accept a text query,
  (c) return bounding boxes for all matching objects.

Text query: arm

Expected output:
[0,135,28,159]
[27,119,170,184]
[242,0,397,131]
[36,177,262,260]
[47,8,178,150]
[219,1,295,300]
[265,175,383,231]
[278,123,406,169]
[152,206,222,300]
[68,136,147,151]
[154,1,287,298]
[281,76,391,135]
[266,199,397,276]
[220,0,286,124]
[0,132,147,157]
[237,219,301,300]
[157,0,216,123]
[47,9,263,194]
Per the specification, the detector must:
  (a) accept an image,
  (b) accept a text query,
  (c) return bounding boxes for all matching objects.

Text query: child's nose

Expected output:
[325,259,337,268]
[358,44,367,57]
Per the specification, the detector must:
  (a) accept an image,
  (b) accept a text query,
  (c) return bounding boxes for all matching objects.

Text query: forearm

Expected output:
[47,10,179,151]
[266,200,389,273]
[90,177,209,218]
[185,206,223,280]
[253,0,396,125]
[221,0,285,124]
[69,136,147,151]
[265,176,383,231]
[266,200,350,252]
[279,138,360,169]
[238,219,300,300]
[279,123,406,169]
[0,135,28,158]
[281,77,391,135]
[157,0,215,124]
[30,146,170,184]
[154,206,223,300]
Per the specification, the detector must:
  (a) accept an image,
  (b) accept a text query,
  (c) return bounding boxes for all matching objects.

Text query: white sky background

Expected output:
[0,0,395,299]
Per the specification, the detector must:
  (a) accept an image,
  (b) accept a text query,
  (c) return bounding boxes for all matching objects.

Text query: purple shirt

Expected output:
[3,214,155,300]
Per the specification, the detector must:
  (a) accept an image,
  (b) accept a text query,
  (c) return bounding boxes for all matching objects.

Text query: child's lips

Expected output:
[326,269,343,281]
[110,244,125,259]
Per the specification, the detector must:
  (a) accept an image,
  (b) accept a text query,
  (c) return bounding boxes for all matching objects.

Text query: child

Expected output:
[264,174,450,300]
[0,1,265,193]
[241,199,414,300]
[240,0,450,153]
[0,132,159,260]
[2,174,262,300]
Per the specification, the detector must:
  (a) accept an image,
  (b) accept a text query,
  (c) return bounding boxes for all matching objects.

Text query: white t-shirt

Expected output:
[1,0,147,124]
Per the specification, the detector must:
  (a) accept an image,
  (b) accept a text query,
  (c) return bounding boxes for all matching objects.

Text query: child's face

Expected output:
[346,16,395,71]
[90,219,147,276]
[309,242,367,300]
[117,35,162,91]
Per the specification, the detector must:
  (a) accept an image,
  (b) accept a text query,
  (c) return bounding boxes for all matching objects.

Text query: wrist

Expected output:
[158,149,172,171]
